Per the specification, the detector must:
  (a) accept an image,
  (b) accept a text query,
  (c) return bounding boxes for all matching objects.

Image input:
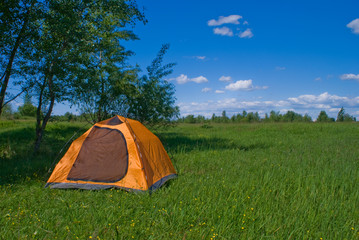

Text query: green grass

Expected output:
[1,121,359,239]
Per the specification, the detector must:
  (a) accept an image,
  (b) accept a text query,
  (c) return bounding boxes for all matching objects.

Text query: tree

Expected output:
[253,112,260,122]
[343,114,356,122]
[71,1,146,123]
[196,115,206,123]
[19,0,146,151]
[0,0,42,115]
[282,111,303,122]
[263,113,270,123]
[337,107,345,122]
[183,115,195,123]
[303,114,312,122]
[221,110,229,123]
[317,110,334,122]
[74,63,139,123]
[230,114,236,122]
[336,107,356,122]
[335,107,356,122]
[269,110,281,122]
[1,103,13,119]
[17,92,36,117]
[127,44,179,127]
[211,113,216,122]
[233,112,244,123]
[25,0,93,152]
[242,112,260,123]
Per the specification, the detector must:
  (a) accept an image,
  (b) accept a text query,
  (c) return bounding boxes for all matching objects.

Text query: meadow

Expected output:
[0,120,359,239]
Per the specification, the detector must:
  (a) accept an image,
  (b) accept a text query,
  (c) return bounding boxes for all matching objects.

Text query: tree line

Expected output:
[178,108,357,124]
[1,0,179,152]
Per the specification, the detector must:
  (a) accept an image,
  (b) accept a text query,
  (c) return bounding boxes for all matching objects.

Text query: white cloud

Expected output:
[287,92,359,108]
[208,15,254,39]
[192,76,208,83]
[315,77,322,81]
[225,80,253,90]
[178,98,290,117]
[171,74,190,84]
[329,108,341,113]
[178,92,359,118]
[238,28,253,38]
[219,76,232,82]
[195,56,206,60]
[275,66,286,71]
[208,15,242,26]
[347,18,359,34]
[340,73,359,81]
[215,90,225,94]
[170,74,208,84]
[201,87,211,93]
[213,26,233,36]
[224,79,267,91]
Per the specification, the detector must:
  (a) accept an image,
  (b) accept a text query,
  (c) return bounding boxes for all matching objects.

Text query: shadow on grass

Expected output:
[1,124,268,186]
[157,132,269,154]
[0,123,87,185]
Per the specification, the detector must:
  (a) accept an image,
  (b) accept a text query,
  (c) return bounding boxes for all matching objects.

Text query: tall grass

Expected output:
[0,120,90,184]
[1,122,359,239]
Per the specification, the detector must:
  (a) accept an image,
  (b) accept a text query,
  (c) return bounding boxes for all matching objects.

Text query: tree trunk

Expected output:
[97,51,104,123]
[34,78,46,152]
[0,2,34,116]
[34,39,68,152]
[34,94,55,152]
[34,75,55,153]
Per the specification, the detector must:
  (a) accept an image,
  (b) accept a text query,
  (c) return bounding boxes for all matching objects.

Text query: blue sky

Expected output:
[124,0,359,119]
[10,0,358,119]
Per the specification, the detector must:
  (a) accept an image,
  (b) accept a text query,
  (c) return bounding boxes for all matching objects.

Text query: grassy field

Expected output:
[1,121,359,239]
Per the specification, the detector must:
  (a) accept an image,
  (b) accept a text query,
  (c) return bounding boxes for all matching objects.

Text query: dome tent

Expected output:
[45,116,177,192]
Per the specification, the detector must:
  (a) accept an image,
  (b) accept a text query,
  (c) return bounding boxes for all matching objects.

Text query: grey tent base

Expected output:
[148,173,177,191]
[45,174,177,192]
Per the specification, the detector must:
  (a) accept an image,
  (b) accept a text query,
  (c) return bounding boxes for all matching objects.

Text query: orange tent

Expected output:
[45,116,177,192]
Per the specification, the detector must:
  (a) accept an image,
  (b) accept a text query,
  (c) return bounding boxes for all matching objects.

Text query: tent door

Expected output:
[67,126,128,183]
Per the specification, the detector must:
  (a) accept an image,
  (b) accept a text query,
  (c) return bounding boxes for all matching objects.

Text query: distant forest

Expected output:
[177,108,357,123]
[2,100,356,124]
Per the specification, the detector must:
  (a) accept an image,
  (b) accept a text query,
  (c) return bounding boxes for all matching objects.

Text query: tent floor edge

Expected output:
[44,182,145,192]
[148,174,178,192]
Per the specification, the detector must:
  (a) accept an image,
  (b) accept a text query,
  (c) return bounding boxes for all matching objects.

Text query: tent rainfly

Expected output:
[45,116,177,192]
